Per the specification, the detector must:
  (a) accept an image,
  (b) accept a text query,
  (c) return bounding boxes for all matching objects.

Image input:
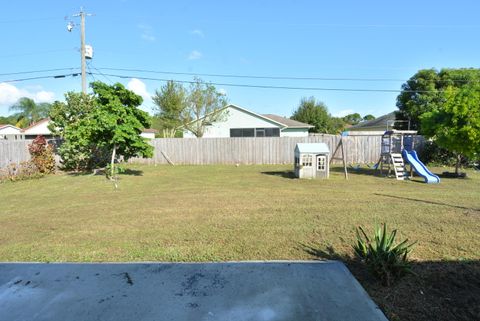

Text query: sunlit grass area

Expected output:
[1,164,479,321]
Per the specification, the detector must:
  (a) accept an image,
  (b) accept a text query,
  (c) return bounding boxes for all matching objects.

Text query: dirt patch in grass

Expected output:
[360,260,480,321]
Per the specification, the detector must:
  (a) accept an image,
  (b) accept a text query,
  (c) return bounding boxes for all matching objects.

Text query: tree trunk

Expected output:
[455,154,461,175]
[111,144,117,179]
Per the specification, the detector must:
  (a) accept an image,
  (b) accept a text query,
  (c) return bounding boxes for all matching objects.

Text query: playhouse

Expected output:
[294,143,330,179]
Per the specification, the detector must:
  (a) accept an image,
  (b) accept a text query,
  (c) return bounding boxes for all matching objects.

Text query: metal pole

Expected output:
[80,10,86,94]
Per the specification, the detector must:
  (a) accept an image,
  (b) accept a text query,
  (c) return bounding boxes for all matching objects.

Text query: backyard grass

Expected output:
[0,164,479,321]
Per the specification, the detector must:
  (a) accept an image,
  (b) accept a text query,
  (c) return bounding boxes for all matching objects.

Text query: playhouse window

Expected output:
[301,155,313,167]
[317,155,326,171]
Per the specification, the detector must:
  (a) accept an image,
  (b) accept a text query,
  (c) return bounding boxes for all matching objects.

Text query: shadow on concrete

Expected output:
[261,170,296,179]
[300,242,480,321]
[374,193,480,212]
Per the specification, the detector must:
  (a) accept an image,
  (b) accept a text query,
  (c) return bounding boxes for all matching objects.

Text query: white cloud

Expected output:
[127,78,153,113]
[187,50,202,60]
[34,91,55,103]
[138,24,156,42]
[332,109,354,117]
[0,82,55,112]
[127,78,151,101]
[190,29,204,37]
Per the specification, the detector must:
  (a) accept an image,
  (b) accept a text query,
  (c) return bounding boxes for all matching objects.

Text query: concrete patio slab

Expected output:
[0,261,387,321]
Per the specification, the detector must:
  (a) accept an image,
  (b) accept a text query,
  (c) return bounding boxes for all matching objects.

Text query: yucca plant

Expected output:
[353,223,416,286]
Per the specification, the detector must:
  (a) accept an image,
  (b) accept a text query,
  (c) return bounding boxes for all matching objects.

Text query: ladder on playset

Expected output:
[388,153,406,180]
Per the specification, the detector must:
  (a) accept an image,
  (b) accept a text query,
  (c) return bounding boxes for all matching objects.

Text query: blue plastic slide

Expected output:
[402,150,440,184]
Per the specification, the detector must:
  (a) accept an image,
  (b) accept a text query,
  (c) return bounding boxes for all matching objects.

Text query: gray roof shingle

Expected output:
[262,114,314,128]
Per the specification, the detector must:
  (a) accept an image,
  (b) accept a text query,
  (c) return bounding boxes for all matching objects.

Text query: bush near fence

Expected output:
[0,135,425,169]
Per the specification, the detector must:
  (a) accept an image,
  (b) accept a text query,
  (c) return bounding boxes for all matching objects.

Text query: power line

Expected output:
[89,72,440,93]
[0,17,61,24]
[98,67,479,84]
[88,62,114,84]
[0,68,78,77]
[0,73,80,83]
[99,67,407,82]
[0,49,75,58]
[86,62,98,83]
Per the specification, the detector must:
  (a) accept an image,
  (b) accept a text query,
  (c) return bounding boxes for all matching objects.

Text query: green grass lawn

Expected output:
[1,164,479,321]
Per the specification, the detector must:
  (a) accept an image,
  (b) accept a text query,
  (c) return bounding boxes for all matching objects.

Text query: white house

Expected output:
[183,104,313,138]
[140,128,158,139]
[0,124,24,140]
[22,118,54,139]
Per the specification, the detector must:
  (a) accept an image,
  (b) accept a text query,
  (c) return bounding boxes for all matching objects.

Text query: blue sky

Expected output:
[1,0,479,118]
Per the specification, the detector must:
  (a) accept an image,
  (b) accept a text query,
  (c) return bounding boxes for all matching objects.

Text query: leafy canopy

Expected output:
[152,78,228,138]
[9,97,51,128]
[50,82,153,171]
[182,78,228,137]
[396,68,480,132]
[420,82,480,172]
[291,97,331,133]
[291,97,345,134]
[152,80,187,137]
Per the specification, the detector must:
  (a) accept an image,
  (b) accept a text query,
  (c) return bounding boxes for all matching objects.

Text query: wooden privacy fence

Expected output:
[129,135,425,165]
[0,135,425,168]
[0,140,30,169]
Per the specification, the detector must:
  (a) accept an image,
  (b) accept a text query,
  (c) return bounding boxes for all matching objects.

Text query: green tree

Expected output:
[182,78,228,137]
[152,80,187,137]
[49,92,99,170]
[420,83,480,174]
[9,97,51,127]
[363,114,376,121]
[51,82,153,176]
[49,92,95,137]
[343,113,362,125]
[328,117,347,134]
[396,68,480,132]
[291,97,332,133]
[0,115,18,126]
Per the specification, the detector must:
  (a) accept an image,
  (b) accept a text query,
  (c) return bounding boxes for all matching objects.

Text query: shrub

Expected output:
[420,140,470,167]
[28,135,56,174]
[353,224,416,286]
[0,161,43,182]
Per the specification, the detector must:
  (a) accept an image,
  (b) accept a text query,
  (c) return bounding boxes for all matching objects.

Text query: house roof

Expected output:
[142,128,159,133]
[21,118,51,133]
[180,104,287,129]
[349,112,396,131]
[0,124,21,131]
[181,104,314,131]
[226,104,287,127]
[262,114,314,128]
[295,143,330,154]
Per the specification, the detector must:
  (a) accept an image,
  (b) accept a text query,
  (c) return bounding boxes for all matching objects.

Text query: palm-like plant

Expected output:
[353,223,416,286]
[9,97,51,127]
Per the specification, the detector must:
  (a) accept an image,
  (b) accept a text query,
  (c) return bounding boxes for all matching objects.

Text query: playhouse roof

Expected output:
[295,143,330,154]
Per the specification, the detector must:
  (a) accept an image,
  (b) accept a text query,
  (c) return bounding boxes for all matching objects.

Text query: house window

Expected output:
[230,128,280,137]
[255,128,265,137]
[317,155,326,171]
[265,128,280,137]
[301,154,313,167]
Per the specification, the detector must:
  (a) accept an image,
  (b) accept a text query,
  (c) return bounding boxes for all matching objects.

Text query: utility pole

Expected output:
[79,11,86,94]
[69,8,93,94]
